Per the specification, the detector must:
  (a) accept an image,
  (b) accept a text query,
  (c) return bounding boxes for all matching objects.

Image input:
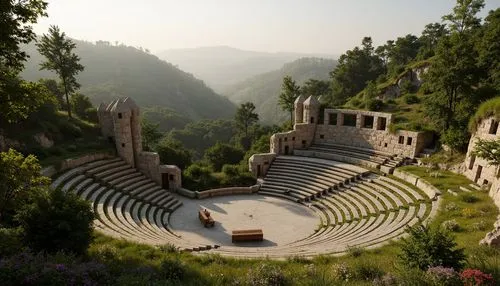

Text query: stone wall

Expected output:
[249,153,276,177]
[315,109,429,158]
[137,151,161,184]
[196,186,258,199]
[393,169,441,199]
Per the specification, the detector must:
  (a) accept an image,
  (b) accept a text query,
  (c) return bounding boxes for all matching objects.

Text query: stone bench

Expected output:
[232,229,263,243]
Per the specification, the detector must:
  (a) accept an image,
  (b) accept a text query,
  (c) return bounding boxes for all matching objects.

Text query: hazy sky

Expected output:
[34,0,500,55]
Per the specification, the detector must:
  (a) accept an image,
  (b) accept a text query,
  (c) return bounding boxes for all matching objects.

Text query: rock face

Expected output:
[33,133,54,148]
[380,65,429,100]
[480,218,500,247]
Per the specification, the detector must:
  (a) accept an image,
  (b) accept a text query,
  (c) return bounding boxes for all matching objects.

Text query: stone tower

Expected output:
[303,95,320,124]
[105,98,142,167]
[294,94,306,124]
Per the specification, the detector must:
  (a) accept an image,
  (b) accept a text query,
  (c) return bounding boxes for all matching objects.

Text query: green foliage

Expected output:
[469,97,500,132]
[160,258,186,282]
[235,102,259,138]
[417,23,449,60]
[301,78,331,98]
[16,189,94,255]
[37,25,84,118]
[476,8,500,91]
[442,0,485,33]
[0,227,23,256]
[0,0,47,71]
[363,81,378,100]
[440,127,470,152]
[0,149,50,226]
[141,119,163,151]
[366,99,384,111]
[472,138,500,166]
[183,162,217,191]
[459,193,480,203]
[330,37,384,106]
[246,263,288,286]
[398,223,466,270]
[70,93,94,120]
[403,94,420,104]
[155,139,192,170]
[166,119,236,158]
[278,75,301,125]
[204,142,244,172]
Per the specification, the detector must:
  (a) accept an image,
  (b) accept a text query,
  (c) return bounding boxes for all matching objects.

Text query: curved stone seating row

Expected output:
[51,158,211,251]
[304,143,404,173]
[205,155,434,258]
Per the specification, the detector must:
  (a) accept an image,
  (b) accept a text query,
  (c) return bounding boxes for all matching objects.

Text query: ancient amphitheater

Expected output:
[48,97,444,258]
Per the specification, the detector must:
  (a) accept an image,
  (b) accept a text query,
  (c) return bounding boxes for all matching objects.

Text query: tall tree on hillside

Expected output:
[417,23,449,60]
[476,8,500,91]
[37,25,84,118]
[278,75,300,125]
[301,79,331,98]
[423,0,485,146]
[330,37,384,106]
[387,34,421,76]
[235,102,259,138]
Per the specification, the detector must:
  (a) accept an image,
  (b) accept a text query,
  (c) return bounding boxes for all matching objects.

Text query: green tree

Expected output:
[16,189,94,255]
[156,139,192,170]
[301,79,331,98]
[0,1,51,124]
[0,149,50,226]
[141,119,163,151]
[37,25,84,118]
[39,78,64,107]
[204,142,244,172]
[417,23,449,59]
[472,138,500,166]
[387,34,421,75]
[278,75,300,125]
[476,8,500,91]
[0,0,47,71]
[398,224,466,270]
[442,0,485,34]
[235,102,259,138]
[70,93,93,119]
[330,37,384,106]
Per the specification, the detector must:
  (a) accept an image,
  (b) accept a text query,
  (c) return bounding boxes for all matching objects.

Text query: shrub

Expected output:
[84,107,98,123]
[350,98,362,107]
[441,219,460,232]
[159,243,179,254]
[0,227,23,256]
[247,263,287,286]
[353,260,383,281]
[59,120,83,138]
[460,269,494,286]
[331,262,352,282]
[471,220,489,231]
[0,251,110,285]
[160,259,186,282]
[66,144,78,152]
[404,94,420,104]
[444,202,460,212]
[347,245,364,257]
[16,189,94,255]
[92,244,121,263]
[426,266,460,286]
[366,99,384,111]
[372,273,397,286]
[398,224,466,270]
[459,193,480,203]
[462,208,480,218]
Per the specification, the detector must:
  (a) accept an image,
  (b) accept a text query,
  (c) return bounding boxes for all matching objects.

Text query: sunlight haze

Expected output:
[34,0,500,54]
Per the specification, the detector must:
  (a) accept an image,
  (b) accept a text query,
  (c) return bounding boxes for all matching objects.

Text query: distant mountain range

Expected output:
[223,57,337,124]
[21,40,236,122]
[157,46,336,92]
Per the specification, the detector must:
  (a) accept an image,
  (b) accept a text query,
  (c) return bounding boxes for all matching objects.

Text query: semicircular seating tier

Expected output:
[51,155,436,258]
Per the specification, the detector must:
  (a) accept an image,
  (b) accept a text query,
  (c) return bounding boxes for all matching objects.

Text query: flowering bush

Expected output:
[444,202,460,212]
[426,266,460,285]
[441,219,461,232]
[471,220,489,231]
[460,269,495,285]
[462,208,480,218]
[247,263,287,286]
[331,262,352,282]
[0,250,110,285]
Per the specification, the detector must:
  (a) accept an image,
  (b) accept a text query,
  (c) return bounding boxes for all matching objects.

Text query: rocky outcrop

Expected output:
[480,217,500,247]
[379,64,430,100]
[33,133,54,148]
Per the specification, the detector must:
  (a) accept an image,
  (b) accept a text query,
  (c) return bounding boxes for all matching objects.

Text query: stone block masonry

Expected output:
[97,97,182,191]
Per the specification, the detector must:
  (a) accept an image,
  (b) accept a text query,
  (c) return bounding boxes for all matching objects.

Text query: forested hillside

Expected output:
[223,57,337,124]
[158,46,335,91]
[21,40,236,121]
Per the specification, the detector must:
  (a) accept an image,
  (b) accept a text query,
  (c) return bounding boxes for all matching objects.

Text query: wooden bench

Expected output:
[199,210,215,227]
[232,229,263,243]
